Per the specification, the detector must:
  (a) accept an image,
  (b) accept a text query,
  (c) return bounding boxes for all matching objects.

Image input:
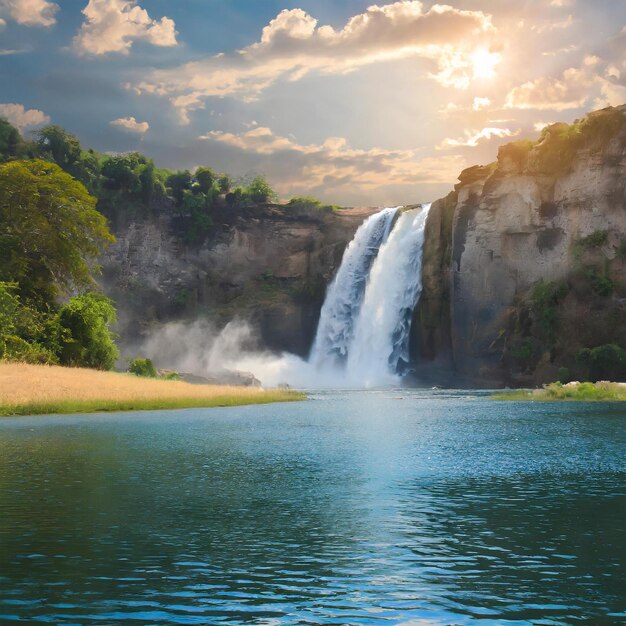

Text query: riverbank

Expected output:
[493,381,626,401]
[0,363,305,416]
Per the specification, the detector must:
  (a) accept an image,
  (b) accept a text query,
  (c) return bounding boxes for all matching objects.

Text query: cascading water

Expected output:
[309,206,398,369]
[345,204,431,385]
[227,204,431,389]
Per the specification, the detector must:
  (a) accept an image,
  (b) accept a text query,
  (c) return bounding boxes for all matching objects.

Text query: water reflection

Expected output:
[0,392,624,624]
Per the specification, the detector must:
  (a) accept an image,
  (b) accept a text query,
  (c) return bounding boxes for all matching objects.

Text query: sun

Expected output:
[471,48,501,80]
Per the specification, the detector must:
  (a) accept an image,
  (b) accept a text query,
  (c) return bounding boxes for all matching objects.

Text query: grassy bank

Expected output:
[0,363,305,416]
[493,381,626,401]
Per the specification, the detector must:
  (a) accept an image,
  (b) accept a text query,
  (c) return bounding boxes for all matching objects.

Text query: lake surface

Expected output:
[0,390,624,625]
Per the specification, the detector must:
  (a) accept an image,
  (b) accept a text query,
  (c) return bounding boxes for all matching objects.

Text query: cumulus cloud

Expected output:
[73,0,178,56]
[131,1,496,123]
[505,52,625,111]
[1,0,58,27]
[201,125,464,195]
[437,126,519,149]
[472,96,491,110]
[110,116,149,134]
[0,103,49,129]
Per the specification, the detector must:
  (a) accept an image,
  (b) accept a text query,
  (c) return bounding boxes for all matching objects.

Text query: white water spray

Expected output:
[309,207,398,368]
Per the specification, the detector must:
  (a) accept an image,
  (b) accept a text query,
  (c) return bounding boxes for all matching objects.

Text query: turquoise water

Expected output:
[0,390,624,625]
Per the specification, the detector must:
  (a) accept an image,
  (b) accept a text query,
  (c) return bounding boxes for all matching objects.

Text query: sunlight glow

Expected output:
[471,48,501,80]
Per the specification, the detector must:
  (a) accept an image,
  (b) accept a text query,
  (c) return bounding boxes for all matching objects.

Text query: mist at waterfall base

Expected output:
[138,205,432,389]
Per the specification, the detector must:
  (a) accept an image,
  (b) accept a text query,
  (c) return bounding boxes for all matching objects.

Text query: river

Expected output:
[0,390,624,624]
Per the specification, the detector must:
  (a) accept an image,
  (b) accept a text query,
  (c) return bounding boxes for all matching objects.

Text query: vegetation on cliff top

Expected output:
[497,105,626,175]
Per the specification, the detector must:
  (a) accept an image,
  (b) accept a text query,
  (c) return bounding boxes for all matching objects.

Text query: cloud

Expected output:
[110,116,149,134]
[0,103,49,129]
[1,0,58,27]
[73,0,178,56]
[437,126,519,149]
[201,126,464,195]
[472,96,491,110]
[131,1,496,123]
[505,52,625,111]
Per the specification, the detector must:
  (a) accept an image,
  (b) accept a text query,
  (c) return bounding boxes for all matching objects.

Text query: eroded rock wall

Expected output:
[101,206,377,356]
[422,105,626,385]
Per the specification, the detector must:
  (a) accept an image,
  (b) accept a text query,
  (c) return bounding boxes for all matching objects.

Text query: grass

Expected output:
[0,362,305,416]
[493,381,626,402]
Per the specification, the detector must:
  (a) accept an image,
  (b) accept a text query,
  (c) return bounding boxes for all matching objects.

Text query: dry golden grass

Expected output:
[0,362,305,416]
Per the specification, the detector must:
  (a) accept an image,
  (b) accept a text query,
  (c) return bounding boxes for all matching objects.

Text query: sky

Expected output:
[0,0,625,206]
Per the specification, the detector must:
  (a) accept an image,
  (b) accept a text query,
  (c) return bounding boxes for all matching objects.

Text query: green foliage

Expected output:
[494,381,626,401]
[576,343,626,382]
[195,167,215,194]
[557,366,571,384]
[579,230,609,248]
[57,293,119,370]
[0,119,28,162]
[0,159,115,304]
[585,267,614,297]
[511,339,533,363]
[217,173,232,194]
[287,196,342,213]
[245,175,277,203]
[499,140,535,169]
[36,125,81,170]
[531,280,569,343]
[0,282,62,364]
[166,170,193,205]
[128,357,157,378]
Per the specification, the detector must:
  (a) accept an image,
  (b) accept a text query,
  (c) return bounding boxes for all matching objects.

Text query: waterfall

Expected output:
[309,206,398,368]
[345,204,431,385]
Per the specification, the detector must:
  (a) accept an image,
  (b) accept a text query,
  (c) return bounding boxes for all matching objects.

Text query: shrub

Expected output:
[57,293,119,370]
[576,343,626,382]
[128,357,157,378]
[557,366,571,384]
[585,268,614,297]
[579,230,609,248]
[531,280,568,342]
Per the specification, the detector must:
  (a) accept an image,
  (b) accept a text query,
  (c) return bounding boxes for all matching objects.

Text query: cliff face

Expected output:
[418,105,626,385]
[102,205,377,357]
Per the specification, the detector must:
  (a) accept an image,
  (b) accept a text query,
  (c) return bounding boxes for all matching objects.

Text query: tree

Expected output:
[195,166,216,194]
[166,170,192,205]
[0,159,115,304]
[245,175,276,203]
[36,125,81,169]
[57,293,119,370]
[0,282,62,364]
[217,173,232,194]
[0,119,26,162]
[128,357,157,378]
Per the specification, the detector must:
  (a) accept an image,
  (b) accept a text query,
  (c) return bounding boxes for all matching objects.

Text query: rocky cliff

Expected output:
[416,105,626,385]
[101,204,377,357]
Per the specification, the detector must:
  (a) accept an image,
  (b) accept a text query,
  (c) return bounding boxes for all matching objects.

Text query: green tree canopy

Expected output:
[57,293,119,370]
[0,119,27,162]
[245,175,277,203]
[36,125,82,169]
[0,159,115,304]
[195,166,216,194]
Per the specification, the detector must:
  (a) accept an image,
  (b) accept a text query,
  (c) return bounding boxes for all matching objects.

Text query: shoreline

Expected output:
[0,363,305,417]
[492,381,626,402]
